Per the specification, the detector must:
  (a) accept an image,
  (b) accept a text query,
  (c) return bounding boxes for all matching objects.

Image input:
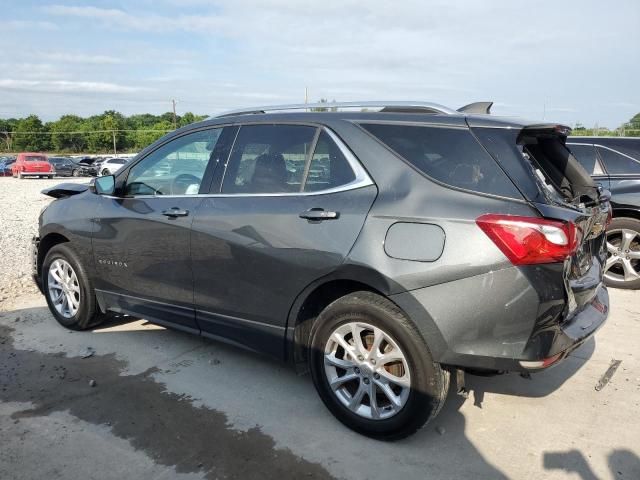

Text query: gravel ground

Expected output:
[0,176,89,304]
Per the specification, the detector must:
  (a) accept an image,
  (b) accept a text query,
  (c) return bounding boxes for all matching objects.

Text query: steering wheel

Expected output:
[170,173,201,195]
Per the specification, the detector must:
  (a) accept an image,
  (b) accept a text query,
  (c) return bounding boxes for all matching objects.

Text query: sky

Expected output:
[1,0,639,128]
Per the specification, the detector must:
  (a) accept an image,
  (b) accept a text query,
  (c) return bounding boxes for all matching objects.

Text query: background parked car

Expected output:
[0,156,16,176]
[11,152,55,179]
[70,157,98,176]
[568,137,640,289]
[48,156,76,177]
[98,157,129,176]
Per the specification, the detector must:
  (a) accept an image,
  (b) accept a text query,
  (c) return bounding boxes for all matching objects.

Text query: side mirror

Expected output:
[93,175,115,195]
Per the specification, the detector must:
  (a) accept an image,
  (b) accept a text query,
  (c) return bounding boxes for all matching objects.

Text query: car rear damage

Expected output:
[471,120,611,371]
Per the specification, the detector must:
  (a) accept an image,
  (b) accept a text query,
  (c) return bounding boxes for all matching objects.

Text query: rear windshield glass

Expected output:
[360,123,520,198]
[24,156,46,162]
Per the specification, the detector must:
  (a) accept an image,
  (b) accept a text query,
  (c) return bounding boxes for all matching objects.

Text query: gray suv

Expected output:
[32,101,610,439]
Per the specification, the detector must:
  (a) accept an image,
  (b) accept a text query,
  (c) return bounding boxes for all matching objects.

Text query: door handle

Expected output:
[162,207,189,218]
[299,208,340,221]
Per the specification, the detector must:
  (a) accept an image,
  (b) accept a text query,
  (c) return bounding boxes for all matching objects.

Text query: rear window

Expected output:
[360,123,520,198]
[24,156,46,162]
[597,146,640,174]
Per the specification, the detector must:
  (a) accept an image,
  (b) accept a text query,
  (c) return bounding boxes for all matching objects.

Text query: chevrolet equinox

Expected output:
[33,101,611,439]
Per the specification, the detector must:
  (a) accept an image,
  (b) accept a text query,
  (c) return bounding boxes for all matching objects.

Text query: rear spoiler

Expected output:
[457,102,493,114]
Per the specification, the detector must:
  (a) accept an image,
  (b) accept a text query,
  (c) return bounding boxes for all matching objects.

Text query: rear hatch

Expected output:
[471,122,610,315]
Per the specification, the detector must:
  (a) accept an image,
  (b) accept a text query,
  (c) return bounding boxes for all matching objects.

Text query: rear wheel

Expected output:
[43,244,107,330]
[72,169,79,177]
[101,169,110,176]
[309,291,449,440]
[604,217,640,289]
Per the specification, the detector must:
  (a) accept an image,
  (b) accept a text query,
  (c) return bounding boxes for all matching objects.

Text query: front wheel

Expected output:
[604,217,640,289]
[72,169,79,177]
[43,244,107,330]
[309,291,449,440]
[101,169,110,176]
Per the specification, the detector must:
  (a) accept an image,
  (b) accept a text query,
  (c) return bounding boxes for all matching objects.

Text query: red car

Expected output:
[11,153,55,179]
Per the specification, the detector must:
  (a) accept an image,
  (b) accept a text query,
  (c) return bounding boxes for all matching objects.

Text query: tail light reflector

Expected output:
[476,214,578,265]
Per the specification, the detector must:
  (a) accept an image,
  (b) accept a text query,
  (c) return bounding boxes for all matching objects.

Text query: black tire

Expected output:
[309,291,449,440]
[42,244,107,330]
[604,217,640,290]
[101,169,110,176]
[72,169,79,177]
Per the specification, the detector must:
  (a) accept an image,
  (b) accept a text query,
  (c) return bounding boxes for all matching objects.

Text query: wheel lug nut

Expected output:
[363,378,370,385]
[357,355,364,361]
[374,373,380,379]
[370,359,376,365]
[354,367,360,374]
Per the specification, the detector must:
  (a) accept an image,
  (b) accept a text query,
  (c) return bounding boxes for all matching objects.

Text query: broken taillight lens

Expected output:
[476,214,578,265]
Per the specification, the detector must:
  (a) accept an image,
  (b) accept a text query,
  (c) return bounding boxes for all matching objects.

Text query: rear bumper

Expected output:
[19,171,54,176]
[390,266,609,373]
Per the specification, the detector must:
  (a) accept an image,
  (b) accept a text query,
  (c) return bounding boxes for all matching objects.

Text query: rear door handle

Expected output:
[299,208,340,221]
[162,207,189,218]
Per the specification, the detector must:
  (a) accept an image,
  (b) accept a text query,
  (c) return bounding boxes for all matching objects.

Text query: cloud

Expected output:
[6,20,59,30]
[0,79,148,94]
[37,52,124,65]
[44,5,226,33]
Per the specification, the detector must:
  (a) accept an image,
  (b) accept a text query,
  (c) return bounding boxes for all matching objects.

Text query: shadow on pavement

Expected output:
[0,301,604,479]
[466,337,596,407]
[544,448,640,479]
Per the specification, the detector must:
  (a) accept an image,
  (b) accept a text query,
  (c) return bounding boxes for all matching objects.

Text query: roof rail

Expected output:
[212,101,459,118]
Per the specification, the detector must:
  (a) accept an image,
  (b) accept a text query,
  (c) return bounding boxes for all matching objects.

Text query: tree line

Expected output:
[1,109,638,154]
[0,111,208,154]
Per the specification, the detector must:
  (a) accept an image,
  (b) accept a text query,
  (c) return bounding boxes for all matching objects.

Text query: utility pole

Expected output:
[171,99,177,129]
[112,130,117,156]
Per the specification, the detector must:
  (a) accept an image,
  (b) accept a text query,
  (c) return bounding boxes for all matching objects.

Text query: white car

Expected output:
[99,158,129,176]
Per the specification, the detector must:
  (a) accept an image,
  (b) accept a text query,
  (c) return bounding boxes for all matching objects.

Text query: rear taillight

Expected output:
[476,214,578,265]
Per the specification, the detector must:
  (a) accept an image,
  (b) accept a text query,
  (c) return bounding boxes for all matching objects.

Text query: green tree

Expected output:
[50,115,87,152]
[12,115,50,151]
[135,120,174,148]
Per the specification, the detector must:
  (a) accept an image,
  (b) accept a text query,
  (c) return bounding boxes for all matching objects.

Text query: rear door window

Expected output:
[596,146,640,174]
[222,124,317,194]
[304,131,356,192]
[360,123,521,198]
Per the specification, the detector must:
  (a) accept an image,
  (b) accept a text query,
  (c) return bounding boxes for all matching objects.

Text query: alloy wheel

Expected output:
[47,258,81,318]
[605,228,640,283]
[323,322,411,420]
